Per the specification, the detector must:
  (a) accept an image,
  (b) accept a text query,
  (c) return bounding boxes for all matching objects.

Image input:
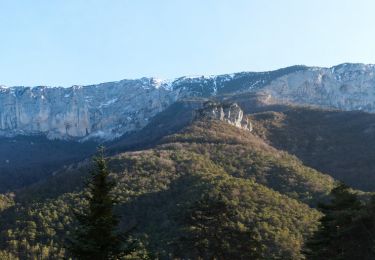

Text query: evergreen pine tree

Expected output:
[67,146,135,260]
[304,183,375,260]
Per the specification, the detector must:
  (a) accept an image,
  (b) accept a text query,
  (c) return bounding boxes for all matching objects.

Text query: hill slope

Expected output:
[0,136,97,192]
[250,107,375,191]
[0,116,334,259]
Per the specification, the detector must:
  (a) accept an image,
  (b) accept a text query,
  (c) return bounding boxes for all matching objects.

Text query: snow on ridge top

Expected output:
[0,86,10,93]
[147,74,237,91]
[330,63,375,72]
[149,77,174,91]
[0,85,66,91]
[181,75,215,80]
[2,63,375,92]
[151,78,164,86]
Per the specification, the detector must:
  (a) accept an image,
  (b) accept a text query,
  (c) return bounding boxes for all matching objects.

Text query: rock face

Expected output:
[0,78,178,140]
[2,63,375,140]
[196,101,252,131]
[261,63,375,111]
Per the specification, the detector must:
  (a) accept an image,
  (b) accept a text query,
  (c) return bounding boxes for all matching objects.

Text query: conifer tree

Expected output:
[304,183,375,260]
[67,146,135,260]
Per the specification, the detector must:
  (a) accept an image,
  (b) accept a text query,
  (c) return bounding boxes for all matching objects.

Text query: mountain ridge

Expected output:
[1,63,372,89]
[1,63,375,140]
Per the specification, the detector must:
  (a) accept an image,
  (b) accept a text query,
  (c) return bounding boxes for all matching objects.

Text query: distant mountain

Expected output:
[3,63,375,140]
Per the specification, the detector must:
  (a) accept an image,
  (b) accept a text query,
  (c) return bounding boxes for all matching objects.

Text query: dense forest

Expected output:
[249,107,375,191]
[0,106,374,259]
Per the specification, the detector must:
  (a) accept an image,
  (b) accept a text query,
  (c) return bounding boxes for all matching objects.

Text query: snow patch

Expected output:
[98,98,118,108]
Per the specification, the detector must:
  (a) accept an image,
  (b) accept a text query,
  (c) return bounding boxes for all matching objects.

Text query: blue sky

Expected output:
[0,0,374,87]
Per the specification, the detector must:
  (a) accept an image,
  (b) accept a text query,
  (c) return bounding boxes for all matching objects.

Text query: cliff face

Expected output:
[0,78,178,140]
[196,102,252,131]
[262,63,375,111]
[2,63,375,140]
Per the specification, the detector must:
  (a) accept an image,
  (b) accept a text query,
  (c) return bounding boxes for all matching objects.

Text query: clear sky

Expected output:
[0,0,374,87]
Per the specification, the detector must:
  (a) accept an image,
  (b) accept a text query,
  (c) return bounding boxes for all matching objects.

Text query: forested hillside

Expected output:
[0,136,97,192]
[0,118,335,259]
[249,107,375,191]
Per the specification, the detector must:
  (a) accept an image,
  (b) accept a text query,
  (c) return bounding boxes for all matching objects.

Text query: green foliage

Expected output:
[0,119,335,259]
[0,135,97,193]
[0,193,14,212]
[113,154,322,259]
[0,250,18,260]
[162,120,334,205]
[304,183,375,260]
[250,107,375,191]
[67,147,136,260]
[173,191,265,259]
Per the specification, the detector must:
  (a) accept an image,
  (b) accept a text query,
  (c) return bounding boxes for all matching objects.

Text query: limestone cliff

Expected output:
[196,101,252,131]
[261,63,375,111]
[2,63,375,140]
[0,78,177,140]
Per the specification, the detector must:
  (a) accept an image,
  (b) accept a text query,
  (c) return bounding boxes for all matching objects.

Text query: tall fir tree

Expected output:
[67,146,135,260]
[304,183,375,260]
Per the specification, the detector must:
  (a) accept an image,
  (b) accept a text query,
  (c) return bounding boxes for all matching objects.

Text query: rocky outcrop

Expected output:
[196,101,252,131]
